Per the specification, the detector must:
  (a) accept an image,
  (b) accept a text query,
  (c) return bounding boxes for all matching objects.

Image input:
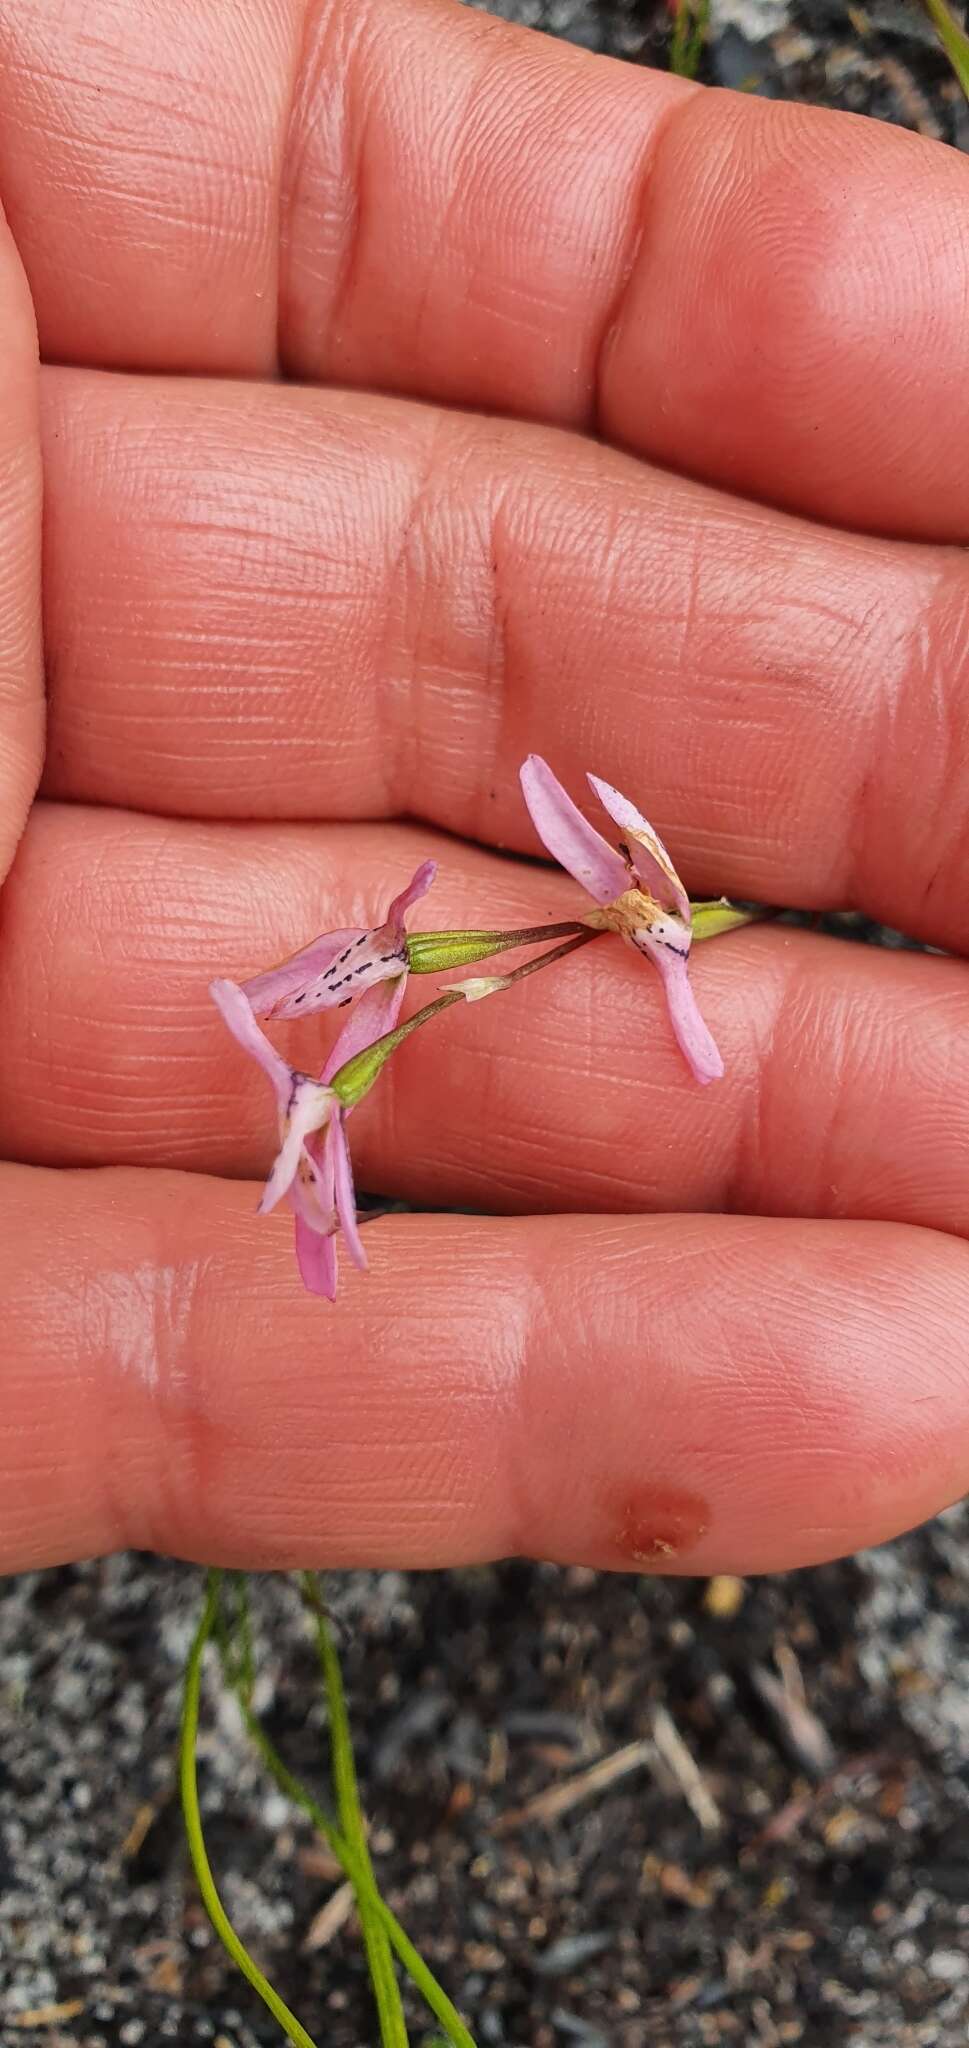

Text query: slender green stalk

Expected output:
[300,1575,409,2048]
[920,0,969,98]
[212,1585,474,2047]
[231,1571,256,1701]
[452,929,598,999]
[180,1573,319,2048]
[331,931,603,1107]
[332,896,758,1109]
[226,1678,476,2048]
[331,989,466,1106]
[670,0,710,78]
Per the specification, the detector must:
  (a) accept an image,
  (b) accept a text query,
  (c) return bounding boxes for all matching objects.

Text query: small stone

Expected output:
[703,1576,745,1619]
[927,1949,969,1983]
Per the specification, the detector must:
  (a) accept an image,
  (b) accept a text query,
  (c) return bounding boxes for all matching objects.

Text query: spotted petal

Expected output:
[241,860,437,1022]
[242,929,366,1019]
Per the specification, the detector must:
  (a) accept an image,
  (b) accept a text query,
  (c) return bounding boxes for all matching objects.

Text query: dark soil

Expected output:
[3,7,968,2048]
[3,1529,969,2048]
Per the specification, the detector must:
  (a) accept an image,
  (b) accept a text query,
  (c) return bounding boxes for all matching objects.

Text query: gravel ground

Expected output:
[3,6,968,2047]
[4,1526,969,2048]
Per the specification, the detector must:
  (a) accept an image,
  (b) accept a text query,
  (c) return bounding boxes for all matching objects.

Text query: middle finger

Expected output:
[40,366,969,954]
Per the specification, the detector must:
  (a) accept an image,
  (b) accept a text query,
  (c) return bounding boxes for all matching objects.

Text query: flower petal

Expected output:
[241,863,434,1022]
[520,756,628,906]
[241,928,366,1018]
[587,775,691,921]
[322,973,407,1083]
[289,1131,339,1296]
[294,1213,339,1299]
[634,934,724,1085]
[258,1076,334,1215]
[209,977,293,1109]
[329,1110,368,1272]
[382,858,437,937]
[289,1131,335,1231]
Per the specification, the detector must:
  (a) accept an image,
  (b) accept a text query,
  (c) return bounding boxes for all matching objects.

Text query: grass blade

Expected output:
[921,0,969,99]
[300,1574,409,2048]
[670,0,710,79]
[179,1572,319,2048]
[225,1670,476,2048]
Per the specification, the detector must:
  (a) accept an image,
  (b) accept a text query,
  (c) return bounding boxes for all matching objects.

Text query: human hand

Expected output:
[1,0,968,1579]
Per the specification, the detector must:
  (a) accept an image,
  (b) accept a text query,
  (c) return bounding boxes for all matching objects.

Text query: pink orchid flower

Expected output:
[210,977,388,1301]
[241,861,436,1021]
[292,972,409,1298]
[519,756,723,1085]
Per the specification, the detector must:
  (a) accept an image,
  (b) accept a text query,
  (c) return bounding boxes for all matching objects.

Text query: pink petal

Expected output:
[209,978,292,1109]
[258,1076,334,1215]
[272,936,407,1021]
[635,936,724,1085]
[322,973,407,1084]
[382,859,437,937]
[294,1212,338,1300]
[289,1132,339,1296]
[240,864,433,1023]
[520,756,628,906]
[289,1130,336,1231]
[241,927,367,1019]
[329,1111,368,1272]
[587,775,691,922]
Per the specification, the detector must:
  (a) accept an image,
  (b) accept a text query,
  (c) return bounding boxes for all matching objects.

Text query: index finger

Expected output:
[3,0,969,537]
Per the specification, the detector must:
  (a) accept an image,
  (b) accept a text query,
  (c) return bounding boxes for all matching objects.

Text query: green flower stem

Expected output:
[227,1679,476,2048]
[332,900,761,1108]
[330,990,466,1107]
[180,1572,319,2048]
[920,0,969,99]
[670,0,710,78]
[331,931,603,1108]
[300,1575,409,2048]
[406,921,587,974]
[470,929,597,989]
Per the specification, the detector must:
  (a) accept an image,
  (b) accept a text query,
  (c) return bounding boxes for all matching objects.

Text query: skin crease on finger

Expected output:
[2,804,969,1244]
[3,0,969,536]
[36,369,969,954]
[1,1165,969,1577]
